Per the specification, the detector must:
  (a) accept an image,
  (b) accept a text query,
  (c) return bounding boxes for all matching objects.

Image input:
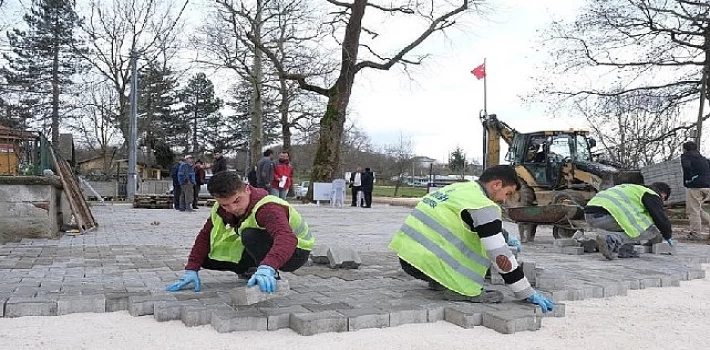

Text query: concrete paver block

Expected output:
[489,269,505,285]
[534,302,565,317]
[563,246,584,255]
[259,305,310,331]
[327,247,361,269]
[553,239,578,247]
[639,278,661,289]
[601,282,628,297]
[444,305,488,328]
[105,292,150,312]
[0,298,6,317]
[153,300,200,322]
[57,295,106,315]
[289,311,348,336]
[230,280,290,306]
[521,261,536,286]
[181,305,222,327]
[309,246,330,265]
[5,297,57,317]
[388,306,428,327]
[128,294,177,317]
[652,243,676,255]
[482,310,541,334]
[338,307,389,331]
[211,307,267,333]
[633,245,652,254]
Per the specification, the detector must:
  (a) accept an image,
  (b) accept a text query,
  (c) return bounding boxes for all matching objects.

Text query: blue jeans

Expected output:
[270,188,288,199]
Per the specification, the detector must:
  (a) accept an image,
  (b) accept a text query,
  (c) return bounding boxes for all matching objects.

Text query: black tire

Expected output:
[551,190,587,239]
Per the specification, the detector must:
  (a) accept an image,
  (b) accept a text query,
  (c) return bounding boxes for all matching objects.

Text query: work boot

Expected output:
[427,280,446,291]
[595,233,618,260]
[443,289,504,303]
[617,244,640,258]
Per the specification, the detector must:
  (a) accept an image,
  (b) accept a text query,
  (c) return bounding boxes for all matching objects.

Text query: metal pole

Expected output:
[127,50,138,201]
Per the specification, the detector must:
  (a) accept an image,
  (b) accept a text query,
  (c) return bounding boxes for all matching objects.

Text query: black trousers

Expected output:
[172,182,181,209]
[399,258,435,283]
[351,186,362,206]
[363,190,372,208]
[202,228,310,273]
[192,184,202,208]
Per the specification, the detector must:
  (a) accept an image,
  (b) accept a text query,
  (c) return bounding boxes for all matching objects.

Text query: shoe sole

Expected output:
[595,235,615,260]
[443,290,504,303]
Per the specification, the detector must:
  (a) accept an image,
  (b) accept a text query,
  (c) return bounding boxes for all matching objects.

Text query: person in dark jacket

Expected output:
[170,158,184,210]
[681,141,710,240]
[211,150,227,174]
[192,160,206,210]
[256,149,274,190]
[585,182,674,260]
[360,167,374,208]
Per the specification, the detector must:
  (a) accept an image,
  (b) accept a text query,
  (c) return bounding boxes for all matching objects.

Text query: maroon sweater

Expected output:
[185,186,297,270]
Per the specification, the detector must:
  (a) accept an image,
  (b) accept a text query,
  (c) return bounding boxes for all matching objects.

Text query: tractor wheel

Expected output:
[551,190,587,239]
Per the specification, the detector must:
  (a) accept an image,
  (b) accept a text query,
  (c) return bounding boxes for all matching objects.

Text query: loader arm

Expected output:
[480,113,518,168]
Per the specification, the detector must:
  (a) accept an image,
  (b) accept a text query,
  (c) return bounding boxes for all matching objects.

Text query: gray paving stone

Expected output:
[0,298,5,317]
[289,311,348,336]
[553,239,578,247]
[639,278,661,289]
[444,304,490,328]
[259,305,310,331]
[57,295,106,315]
[634,245,652,254]
[489,269,505,285]
[652,243,676,255]
[181,305,222,327]
[388,306,428,327]
[128,294,177,316]
[5,297,57,317]
[230,280,291,306]
[327,247,362,269]
[563,246,584,255]
[153,300,200,322]
[338,307,389,331]
[482,310,541,334]
[521,261,536,286]
[211,307,267,333]
[309,246,330,265]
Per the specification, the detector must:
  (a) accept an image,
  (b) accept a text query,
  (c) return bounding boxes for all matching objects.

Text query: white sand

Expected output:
[1,264,707,350]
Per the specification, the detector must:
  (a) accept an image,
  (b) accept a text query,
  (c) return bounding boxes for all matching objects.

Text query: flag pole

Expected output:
[483,57,487,117]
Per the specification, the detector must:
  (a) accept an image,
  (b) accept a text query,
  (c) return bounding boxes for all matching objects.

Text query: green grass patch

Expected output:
[372,185,427,198]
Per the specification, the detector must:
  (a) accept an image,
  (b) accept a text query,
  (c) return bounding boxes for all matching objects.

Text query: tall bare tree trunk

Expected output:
[51,38,60,144]
[279,78,291,153]
[250,0,264,168]
[310,0,365,182]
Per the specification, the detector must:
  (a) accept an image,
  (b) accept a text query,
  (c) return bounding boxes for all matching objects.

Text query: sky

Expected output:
[0,0,597,163]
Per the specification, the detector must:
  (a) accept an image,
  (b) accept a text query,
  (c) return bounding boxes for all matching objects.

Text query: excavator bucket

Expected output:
[505,204,580,224]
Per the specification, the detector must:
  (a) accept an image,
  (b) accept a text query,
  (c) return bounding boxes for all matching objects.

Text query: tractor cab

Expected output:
[506,130,596,189]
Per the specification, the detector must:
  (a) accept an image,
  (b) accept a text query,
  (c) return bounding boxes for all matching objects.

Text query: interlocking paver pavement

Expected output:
[0,202,708,334]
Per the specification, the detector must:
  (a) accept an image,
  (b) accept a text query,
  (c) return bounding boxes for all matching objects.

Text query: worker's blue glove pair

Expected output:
[507,236,522,252]
[247,265,278,293]
[165,270,201,292]
[527,290,554,314]
[666,238,675,247]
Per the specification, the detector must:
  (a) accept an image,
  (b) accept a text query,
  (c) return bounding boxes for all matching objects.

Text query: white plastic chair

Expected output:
[330,179,347,208]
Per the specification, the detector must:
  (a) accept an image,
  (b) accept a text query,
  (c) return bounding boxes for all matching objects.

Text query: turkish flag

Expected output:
[471,63,485,80]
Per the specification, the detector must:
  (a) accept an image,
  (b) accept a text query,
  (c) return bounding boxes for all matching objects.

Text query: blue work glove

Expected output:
[507,236,522,252]
[165,270,201,292]
[247,265,277,293]
[666,238,675,247]
[527,291,554,314]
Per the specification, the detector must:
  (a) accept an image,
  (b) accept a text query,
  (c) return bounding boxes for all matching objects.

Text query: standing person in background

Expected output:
[170,157,184,210]
[179,155,196,212]
[247,165,258,187]
[211,150,227,174]
[256,149,275,190]
[349,167,363,206]
[361,167,375,208]
[192,160,206,210]
[272,151,294,199]
[681,140,710,240]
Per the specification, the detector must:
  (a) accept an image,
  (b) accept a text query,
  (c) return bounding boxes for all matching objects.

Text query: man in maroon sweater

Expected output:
[166,171,314,293]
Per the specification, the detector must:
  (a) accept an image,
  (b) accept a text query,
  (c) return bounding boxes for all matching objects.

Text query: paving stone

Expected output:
[563,246,585,255]
[633,245,652,254]
[521,261,536,286]
[302,302,353,312]
[688,269,706,280]
[624,279,641,290]
[423,304,446,322]
[639,278,661,289]
[652,243,676,255]
[388,305,428,327]
[600,282,628,297]
[309,246,330,265]
[57,295,106,315]
[181,305,223,327]
[536,277,567,290]
[338,307,389,331]
[230,280,291,306]
[482,310,541,334]
[259,305,310,331]
[489,269,505,285]
[0,298,5,317]
[553,239,579,247]
[289,311,348,336]
[444,304,490,328]
[533,302,565,317]
[154,300,200,322]
[211,307,267,333]
[5,297,57,317]
[327,247,362,269]
[128,294,177,316]
[105,292,150,312]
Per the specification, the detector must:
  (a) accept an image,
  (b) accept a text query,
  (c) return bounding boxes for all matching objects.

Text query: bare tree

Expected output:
[385,132,413,197]
[245,0,480,197]
[77,0,189,141]
[533,0,710,144]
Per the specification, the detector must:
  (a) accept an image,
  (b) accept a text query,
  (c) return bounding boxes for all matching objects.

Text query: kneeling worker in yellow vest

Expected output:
[585,182,674,260]
[389,165,554,313]
[166,171,314,293]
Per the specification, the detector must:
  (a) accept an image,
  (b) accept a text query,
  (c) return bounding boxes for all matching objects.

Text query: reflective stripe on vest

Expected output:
[389,181,494,296]
[238,196,315,251]
[587,184,655,238]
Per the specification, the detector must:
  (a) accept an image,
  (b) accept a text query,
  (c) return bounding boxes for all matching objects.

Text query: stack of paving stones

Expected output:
[0,204,707,336]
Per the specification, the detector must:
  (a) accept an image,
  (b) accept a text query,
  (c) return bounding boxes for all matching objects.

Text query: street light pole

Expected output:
[127,50,138,201]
